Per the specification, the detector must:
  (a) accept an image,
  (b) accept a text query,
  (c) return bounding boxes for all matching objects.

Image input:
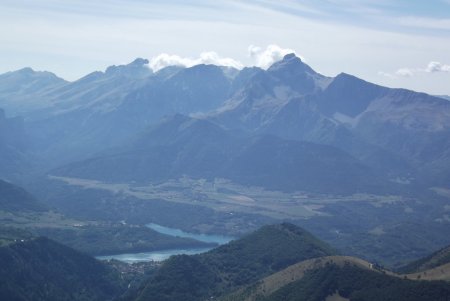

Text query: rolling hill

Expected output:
[0,179,46,212]
[399,244,450,274]
[0,235,126,301]
[131,224,450,301]
[220,256,450,301]
[133,223,336,301]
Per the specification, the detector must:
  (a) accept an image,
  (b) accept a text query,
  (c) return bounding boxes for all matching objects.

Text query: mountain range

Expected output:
[1,54,450,193]
[0,109,30,180]
[1,54,450,282]
[53,114,386,194]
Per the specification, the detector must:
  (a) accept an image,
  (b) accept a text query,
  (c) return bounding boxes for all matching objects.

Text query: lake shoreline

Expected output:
[96,223,234,263]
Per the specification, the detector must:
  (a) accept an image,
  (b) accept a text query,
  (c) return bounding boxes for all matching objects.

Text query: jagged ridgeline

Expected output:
[2,54,450,191]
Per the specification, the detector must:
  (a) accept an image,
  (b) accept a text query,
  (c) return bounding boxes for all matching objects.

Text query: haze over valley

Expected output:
[1,1,450,300]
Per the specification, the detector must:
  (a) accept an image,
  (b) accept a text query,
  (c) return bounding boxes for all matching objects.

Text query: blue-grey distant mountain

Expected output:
[437,95,450,101]
[1,54,450,191]
[0,109,31,179]
[211,54,331,131]
[0,67,67,116]
[316,73,450,186]
[16,59,251,167]
[53,114,388,194]
[210,55,450,187]
[0,179,46,212]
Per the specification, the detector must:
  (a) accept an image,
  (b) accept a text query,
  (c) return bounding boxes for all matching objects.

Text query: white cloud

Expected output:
[380,61,450,78]
[149,45,299,72]
[395,68,414,77]
[2,1,450,94]
[149,51,244,72]
[426,61,450,73]
[248,44,298,69]
[377,71,396,79]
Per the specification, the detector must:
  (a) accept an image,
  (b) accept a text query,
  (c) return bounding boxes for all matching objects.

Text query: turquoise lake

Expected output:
[146,223,233,245]
[96,223,234,263]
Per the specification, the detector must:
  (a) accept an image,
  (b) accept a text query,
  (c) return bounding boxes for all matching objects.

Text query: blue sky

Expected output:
[1,0,449,94]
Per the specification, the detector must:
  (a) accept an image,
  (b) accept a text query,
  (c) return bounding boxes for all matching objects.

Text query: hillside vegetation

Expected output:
[35,224,215,255]
[134,223,336,301]
[0,179,46,212]
[221,256,450,301]
[258,263,450,301]
[0,236,126,301]
[399,244,450,273]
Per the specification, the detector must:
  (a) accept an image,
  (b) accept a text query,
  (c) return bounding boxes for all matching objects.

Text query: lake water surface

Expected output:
[96,223,234,263]
[146,223,233,245]
[96,247,212,263]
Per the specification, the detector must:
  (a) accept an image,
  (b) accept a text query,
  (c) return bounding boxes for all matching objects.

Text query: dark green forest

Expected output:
[0,236,126,301]
[262,263,450,301]
[134,223,336,301]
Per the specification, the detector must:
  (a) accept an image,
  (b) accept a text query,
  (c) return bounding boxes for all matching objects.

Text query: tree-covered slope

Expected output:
[134,223,336,301]
[399,244,450,273]
[54,114,387,194]
[221,256,450,301]
[0,109,31,180]
[257,263,450,301]
[35,224,215,256]
[0,236,126,301]
[0,179,46,212]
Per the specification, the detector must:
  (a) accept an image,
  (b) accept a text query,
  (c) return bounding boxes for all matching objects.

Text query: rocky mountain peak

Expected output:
[105,58,152,78]
[268,53,315,75]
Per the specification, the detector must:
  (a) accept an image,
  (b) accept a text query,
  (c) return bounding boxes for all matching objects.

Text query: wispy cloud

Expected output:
[395,68,415,77]
[425,61,450,73]
[397,16,450,30]
[380,61,450,78]
[1,0,450,94]
[149,52,243,71]
[149,45,298,71]
[248,44,297,69]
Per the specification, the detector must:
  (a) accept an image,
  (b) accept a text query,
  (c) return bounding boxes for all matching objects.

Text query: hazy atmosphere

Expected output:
[1,1,450,301]
[1,0,450,94]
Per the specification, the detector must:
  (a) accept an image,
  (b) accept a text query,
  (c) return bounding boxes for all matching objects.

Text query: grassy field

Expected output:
[0,210,91,229]
[48,175,407,220]
[45,175,450,267]
[0,208,213,255]
[404,262,450,281]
